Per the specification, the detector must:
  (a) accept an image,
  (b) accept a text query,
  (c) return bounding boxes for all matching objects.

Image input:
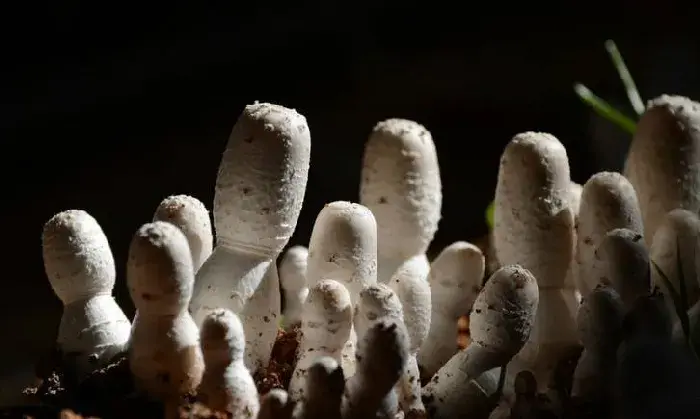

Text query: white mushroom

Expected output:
[306,201,378,378]
[360,118,442,283]
[342,319,410,419]
[190,102,310,371]
[591,228,651,311]
[624,95,700,244]
[153,194,213,272]
[422,264,539,419]
[42,209,131,377]
[494,132,578,390]
[389,255,431,416]
[571,285,624,402]
[650,209,700,317]
[418,241,484,380]
[288,279,352,402]
[279,245,309,330]
[294,356,345,419]
[574,172,644,299]
[198,309,259,417]
[127,221,204,402]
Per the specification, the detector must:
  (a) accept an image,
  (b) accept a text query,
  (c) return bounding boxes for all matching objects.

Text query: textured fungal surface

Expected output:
[625,95,700,242]
[360,118,442,282]
[214,102,311,255]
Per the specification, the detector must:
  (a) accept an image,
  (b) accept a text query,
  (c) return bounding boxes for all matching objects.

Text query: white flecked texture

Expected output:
[574,172,644,298]
[418,241,484,379]
[198,309,259,417]
[127,221,204,401]
[279,245,309,330]
[191,102,310,325]
[289,279,352,401]
[422,265,539,419]
[153,194,213,272]
[625,95,700,243]
[591,228,651,310]
[360,118,442,283]
[494,132,578,391]
[42,209,131,376]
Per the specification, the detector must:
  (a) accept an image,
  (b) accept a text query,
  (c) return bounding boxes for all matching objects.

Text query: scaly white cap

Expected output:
[200,308,245,365]
[494,131,574,288]
[127,221,194,316]
[214,102,311,256]
[43,209,116,304]
[360,118,442,282]
[575,171,643,297]
[625,95,700,242]
[153,194,213,272]
[307,201,377,303]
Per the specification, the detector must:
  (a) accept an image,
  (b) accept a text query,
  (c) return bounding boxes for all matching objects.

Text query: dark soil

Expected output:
[1,327,302,419]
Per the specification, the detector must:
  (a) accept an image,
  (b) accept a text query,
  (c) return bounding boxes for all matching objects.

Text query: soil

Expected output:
[1,327,302,419]
[0,293,585,419]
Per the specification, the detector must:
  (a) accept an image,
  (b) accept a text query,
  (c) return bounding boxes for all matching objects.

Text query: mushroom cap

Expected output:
[389,255,431,352]
[279,245,309,291]
[494,131,574,288]
[42,209,116,304]
[127,221,194,315]
[360,118,442,262]
[355,319,410,391]
[576,285,624,350]
[650,208,700,306]
[625,95,700,241]
[576,171,644,295]
[153,194,213,271]
[303,279,353,345]
[356,283,404,338]
[214,102,311,256]
[469,264,539,356]
[306,356,345,398]
[307,201,378,302]
[593,228,650,309]
[200,308,246,362]
[429,241,484,317]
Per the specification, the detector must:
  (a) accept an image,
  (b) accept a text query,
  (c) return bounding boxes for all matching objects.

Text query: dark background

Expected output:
[1,1,699,402]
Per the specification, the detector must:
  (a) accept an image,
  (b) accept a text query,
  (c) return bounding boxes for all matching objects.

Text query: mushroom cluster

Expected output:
[18,96,700,418]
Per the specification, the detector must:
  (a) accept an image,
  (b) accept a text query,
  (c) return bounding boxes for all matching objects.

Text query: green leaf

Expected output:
[485,200,495,230]
[573,83,637,134]
[604,40,645,116]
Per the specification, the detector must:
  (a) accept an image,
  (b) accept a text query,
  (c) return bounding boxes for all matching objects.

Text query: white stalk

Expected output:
[127,222,204,402]
[306,201,378,378]
[494,132,578,391]
[153,194,213,272]
[418,241,484,380]
[190,102,310,325]
[360,118,442,283]
[574,172,643,299]
[422,265,539,419]
[198,309,259,417]
[42,209,131,377]
[624,95,700,243]
[289,279,352,402]
[279,245,309,330]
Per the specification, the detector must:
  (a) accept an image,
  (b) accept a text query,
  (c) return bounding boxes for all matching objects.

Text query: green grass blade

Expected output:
[573,83,637,134]
[604,40,645,116]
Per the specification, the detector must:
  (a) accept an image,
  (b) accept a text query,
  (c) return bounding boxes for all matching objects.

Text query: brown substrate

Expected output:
[2,327,301,419]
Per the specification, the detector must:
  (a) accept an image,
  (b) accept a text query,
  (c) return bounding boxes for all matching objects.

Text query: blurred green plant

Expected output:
[485,40,642,231]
